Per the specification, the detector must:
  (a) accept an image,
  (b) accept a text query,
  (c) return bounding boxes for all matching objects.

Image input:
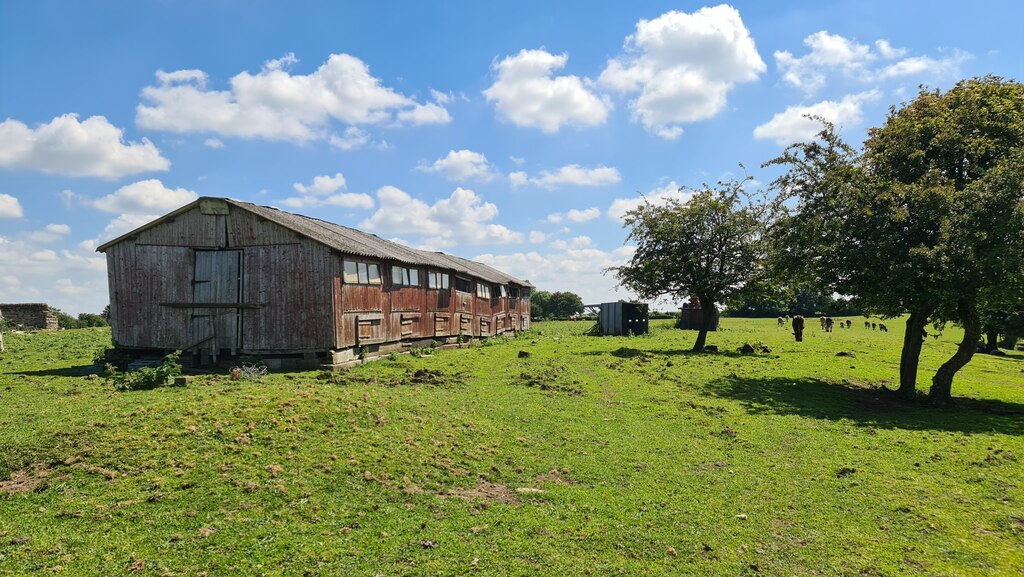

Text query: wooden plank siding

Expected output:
[103,198,533,359]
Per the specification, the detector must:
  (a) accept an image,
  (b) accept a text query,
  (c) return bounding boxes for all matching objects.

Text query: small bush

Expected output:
[106,352,182,392]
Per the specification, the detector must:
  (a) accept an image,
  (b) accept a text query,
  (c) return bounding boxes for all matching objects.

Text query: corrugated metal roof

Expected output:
[97,197,533,288]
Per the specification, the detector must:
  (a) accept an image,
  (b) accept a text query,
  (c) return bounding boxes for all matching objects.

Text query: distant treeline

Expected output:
[51,305,110,329]
[722,287,861,318]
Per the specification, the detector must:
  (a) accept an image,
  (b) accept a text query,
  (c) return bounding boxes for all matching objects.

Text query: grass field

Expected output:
[1,318,1022,576]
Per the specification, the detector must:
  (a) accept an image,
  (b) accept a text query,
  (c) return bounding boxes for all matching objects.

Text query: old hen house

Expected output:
[97,197,533,367]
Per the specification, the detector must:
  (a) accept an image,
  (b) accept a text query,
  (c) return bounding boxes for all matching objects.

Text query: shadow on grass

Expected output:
[581,347,753,360]
[704,376,1024,435]
[7,364,103,378]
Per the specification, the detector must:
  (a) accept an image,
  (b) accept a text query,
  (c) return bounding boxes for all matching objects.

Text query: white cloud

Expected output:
[24,223,72,243]
[529,230,546,244]
[396,102,452,125]
[203,138,224,149]
[775,31,969,95]
[508,171,529,187]
[483,49,611,133]
[607,180,691,222]
[0,114,170,178]
[566,207,600,223]
[136,53,450,143]
[512,164,621,189]
[753,90,881,145]
[0,233,109,314]
[98,213,160,241]
[329,127,373,151]
[599,5,765,139]
[546,213,564,224]
[294,173,346,196]
[282,172,374,210]
[418,149,496,183]
[474,244,638,304]
[92,179,198,214]
[0,194,23,218]
[361,186,522,246]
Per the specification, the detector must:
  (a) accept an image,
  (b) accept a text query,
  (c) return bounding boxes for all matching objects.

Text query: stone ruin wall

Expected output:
[0,303,59,330]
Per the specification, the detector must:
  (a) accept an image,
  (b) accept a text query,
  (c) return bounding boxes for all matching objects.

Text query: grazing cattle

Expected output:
[777,316,785,328]
[846,320,852,329]
[872,322,877,330]
[864,321,870,329]
[825,317,834,332]
[879,322,888,332]
[820,316,827,330]
[792,315,805,342]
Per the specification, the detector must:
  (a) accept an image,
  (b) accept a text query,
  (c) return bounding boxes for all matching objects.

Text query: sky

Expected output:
[1,1,1022,314]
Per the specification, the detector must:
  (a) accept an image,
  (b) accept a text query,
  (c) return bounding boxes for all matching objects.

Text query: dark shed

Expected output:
[597,302,649,336]
[96,197,533,367]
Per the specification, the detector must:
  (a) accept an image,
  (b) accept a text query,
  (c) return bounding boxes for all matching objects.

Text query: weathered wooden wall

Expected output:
[106,199,532,358]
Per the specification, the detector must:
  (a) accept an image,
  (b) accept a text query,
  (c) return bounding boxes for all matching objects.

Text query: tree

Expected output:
[767,77,1024,401]
[547,291,584,319]
[530,290,552,319]
[613,178,768,351]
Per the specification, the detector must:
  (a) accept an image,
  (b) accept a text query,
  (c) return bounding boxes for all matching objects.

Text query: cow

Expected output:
[792,315,805,342]
[777,316,785,328]
[879,322,888,332]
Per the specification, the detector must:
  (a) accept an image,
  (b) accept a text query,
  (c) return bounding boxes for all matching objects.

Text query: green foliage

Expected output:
[613,177,770,350]
[105,351,183,392]
[530,290,584,319]
[765,77,1024,399]
[51,308,111,329]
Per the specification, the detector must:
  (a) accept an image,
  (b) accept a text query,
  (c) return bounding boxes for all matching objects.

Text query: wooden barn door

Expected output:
[192,250,243,353]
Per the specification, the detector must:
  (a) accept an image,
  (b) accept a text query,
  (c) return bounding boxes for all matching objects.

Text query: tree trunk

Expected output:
[896,309,930,398]
[930,301,981,403]
[983,328,999,353]
[691,296,714,352]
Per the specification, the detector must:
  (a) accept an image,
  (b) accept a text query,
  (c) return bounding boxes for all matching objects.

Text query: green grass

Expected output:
[0,319,1022,576]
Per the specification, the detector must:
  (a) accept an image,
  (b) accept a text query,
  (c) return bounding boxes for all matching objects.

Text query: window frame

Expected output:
[427,270,450,290]
[476,283,491,299]
[343,259,382,285]
[391,265,420,287]
[455,276,472,294]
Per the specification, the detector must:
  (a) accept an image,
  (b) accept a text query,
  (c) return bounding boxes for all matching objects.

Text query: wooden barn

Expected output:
[96,197,533,368]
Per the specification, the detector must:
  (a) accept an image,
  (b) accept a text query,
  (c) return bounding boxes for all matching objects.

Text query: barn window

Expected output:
[344,260,382,285]
[391,265,420,287]
[498,285,508,297]
[455,277,472,294]
[476,284,491,299]
[427,271,449,290]
[509,286,520,298]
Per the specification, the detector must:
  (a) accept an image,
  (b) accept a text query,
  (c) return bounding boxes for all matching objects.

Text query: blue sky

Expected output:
[1,1,1021,314]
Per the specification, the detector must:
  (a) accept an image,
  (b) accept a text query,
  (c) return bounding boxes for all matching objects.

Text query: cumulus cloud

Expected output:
[0,194,23,219]
[92,179,198,215]
[24,223,72,243]
[203,138,224,149]
[599,5,765,139]
[566,207,601,223]
[418,149,496,183]
[281,172,374,210]
[0,232,109,314]
[361,186,522,247]
[511,164,621,189]
[529,230,546,244]
[483,49,611,133]
[0,114,169,178]
[474,244,637,304]
[136,53,450,144]
[294,172,346,196]
[753,90,880,145]
[775,31,969,95]
[607,181,692,222]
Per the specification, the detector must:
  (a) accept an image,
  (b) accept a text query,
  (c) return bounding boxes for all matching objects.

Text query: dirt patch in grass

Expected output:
[536,467,574,484]
[318,367,463,388]
[515,360,584,395]
[442,481,518,503]
[0,464,53,494]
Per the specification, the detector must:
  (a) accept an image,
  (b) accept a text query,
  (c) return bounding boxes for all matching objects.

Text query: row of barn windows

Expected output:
[343,259,525,298]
